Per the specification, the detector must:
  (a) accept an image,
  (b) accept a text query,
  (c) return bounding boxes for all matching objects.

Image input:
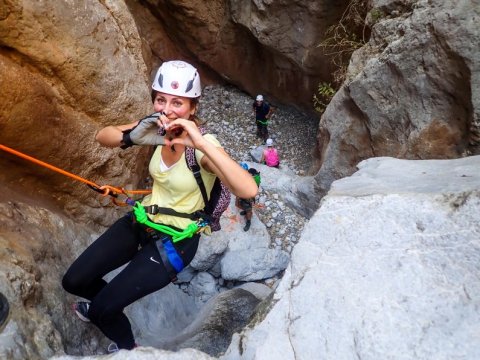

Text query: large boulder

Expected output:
[223,155,480,360]
[308,0,480,212]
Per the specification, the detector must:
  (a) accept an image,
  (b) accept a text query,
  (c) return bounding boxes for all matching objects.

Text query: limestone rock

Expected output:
[310,0,480,212]
[173,288,261,357]
[133,0,351,108]
[222,155,480,360]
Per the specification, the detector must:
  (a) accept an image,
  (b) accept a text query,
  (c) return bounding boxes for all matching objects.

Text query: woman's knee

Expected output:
[61,270,81,294]
[62,266,92,295]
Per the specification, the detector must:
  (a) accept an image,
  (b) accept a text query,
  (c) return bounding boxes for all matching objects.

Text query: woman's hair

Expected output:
[189,97,202,126]
[151,90,203,126]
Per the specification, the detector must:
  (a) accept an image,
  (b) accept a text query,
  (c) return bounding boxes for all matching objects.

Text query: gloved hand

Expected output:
[121,112,166,149]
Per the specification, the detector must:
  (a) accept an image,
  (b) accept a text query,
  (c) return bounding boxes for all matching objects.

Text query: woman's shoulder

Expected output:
[202,133,221,147]
[194,133,222,167]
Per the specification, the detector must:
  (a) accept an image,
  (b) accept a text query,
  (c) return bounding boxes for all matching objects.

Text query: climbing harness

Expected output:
[132,201,205,243]
[0,144,151,206]
[133,201,209,281]
[0,143,216,282]
[143,227,184,282]
[0,143,212,256]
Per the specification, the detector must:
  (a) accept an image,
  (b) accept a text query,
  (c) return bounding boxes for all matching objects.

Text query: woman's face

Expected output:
[153,92,195,121]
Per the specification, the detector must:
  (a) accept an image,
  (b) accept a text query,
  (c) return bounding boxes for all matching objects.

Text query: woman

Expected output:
[62,60,258,351]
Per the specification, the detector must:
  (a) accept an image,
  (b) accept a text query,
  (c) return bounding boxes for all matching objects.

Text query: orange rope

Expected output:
[0,144,151,198]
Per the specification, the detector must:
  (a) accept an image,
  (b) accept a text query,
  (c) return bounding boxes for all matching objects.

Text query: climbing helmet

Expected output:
[152,60,201,98]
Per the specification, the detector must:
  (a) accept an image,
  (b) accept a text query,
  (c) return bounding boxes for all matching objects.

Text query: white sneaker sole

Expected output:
[72,303,91,322]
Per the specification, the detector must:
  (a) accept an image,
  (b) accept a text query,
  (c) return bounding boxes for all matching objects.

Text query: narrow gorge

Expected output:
[0,0,479,359]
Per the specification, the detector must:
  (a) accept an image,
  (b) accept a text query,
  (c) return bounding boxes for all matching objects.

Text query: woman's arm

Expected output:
[199,142,258,199]
[164,119,258,199]
[266,106,273,119]
[95,121,139,148]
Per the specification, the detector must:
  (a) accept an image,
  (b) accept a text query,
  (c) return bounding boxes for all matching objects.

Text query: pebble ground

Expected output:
[198,85,319,254]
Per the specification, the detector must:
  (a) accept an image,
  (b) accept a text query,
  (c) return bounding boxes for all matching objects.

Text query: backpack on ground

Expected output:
[264,148,279,167]
[248,168,261,187]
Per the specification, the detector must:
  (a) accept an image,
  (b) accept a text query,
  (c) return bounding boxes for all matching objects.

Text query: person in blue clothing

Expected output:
[252,94,273,142]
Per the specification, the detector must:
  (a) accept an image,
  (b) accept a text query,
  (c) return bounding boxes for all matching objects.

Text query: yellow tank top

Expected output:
[141,134,220,229]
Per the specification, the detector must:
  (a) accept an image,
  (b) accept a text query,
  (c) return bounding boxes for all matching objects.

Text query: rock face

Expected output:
[0,195,111,358]
[223,155,480,360]
[130,0,350,108]
[0,0,152,227]
[308,0,480,212]
[1,0,479,359]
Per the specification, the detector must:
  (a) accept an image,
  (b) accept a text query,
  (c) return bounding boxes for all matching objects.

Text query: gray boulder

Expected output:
[309,0,480,216]
[222,155,480,360]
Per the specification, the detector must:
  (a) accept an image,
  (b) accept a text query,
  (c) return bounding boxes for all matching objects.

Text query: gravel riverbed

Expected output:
[198,85,319,252]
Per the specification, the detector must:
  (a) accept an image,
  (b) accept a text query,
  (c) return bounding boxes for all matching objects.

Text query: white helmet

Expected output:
[266,138,273,146]
[256,94,264,101]
[152,60,201,98]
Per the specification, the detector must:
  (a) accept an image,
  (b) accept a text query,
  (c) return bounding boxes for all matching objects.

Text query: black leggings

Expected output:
[62,215,199,349]
[256,121,269,141]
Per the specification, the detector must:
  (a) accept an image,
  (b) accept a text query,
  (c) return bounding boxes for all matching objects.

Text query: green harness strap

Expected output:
[132,202,199,243]
[256,119,269,125]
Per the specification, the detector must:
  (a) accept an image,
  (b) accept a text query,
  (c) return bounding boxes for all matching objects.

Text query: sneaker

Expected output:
[107,343,119,353]
[0,292,10,331]
[243,220,251,232]
[107,342,138,353]
[73,301,90,322]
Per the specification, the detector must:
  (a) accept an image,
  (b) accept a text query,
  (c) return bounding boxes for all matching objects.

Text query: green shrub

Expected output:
[317,0,369,85]
[369,8,385,24]
[313,82,336,114]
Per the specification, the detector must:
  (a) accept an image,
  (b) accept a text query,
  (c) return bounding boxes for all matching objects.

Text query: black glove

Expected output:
[121,112,166,149]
